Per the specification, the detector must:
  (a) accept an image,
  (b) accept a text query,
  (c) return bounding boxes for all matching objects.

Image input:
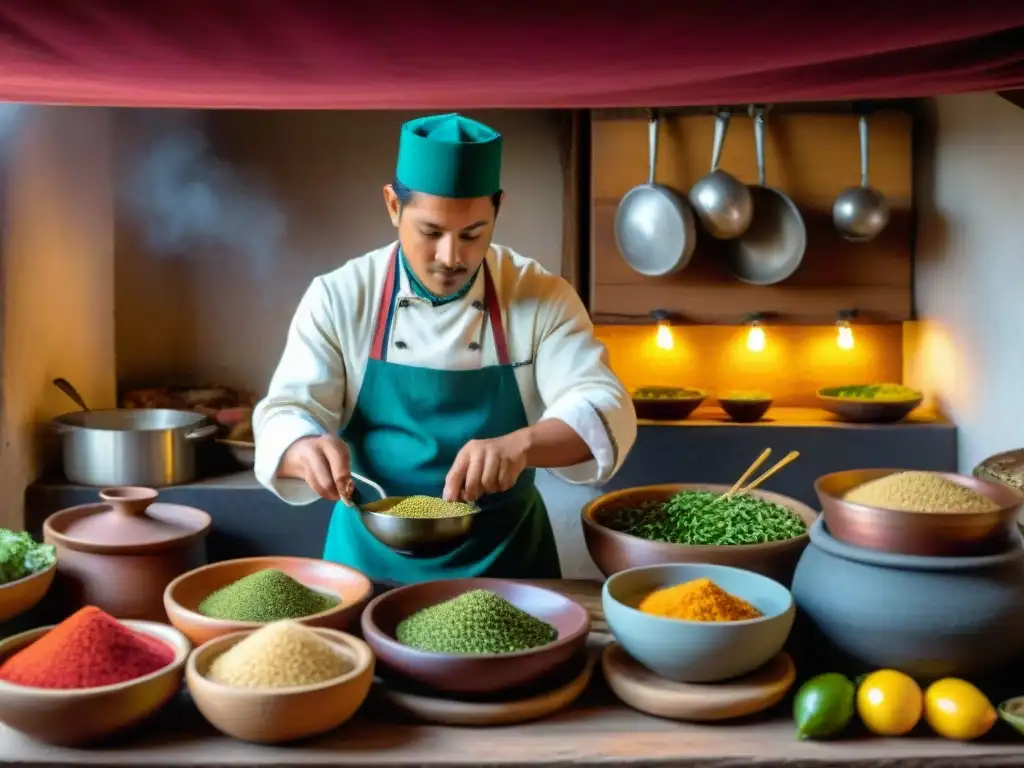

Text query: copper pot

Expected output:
[43,487,211,621]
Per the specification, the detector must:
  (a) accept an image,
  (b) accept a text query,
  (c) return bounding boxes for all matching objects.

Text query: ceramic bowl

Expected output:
[718,397,773,423]
[582,484,817,585]
[0,563,56,623]
[357,496,482,557]
[603,563,795,683]
[164,556,373,646]
[0,620,189,746]
[816,469,1023,557]
[632,388,706,421]
[792,518,1024,679]
[361,577,590,696]
[186,627,374,744]
[816,387,923,423]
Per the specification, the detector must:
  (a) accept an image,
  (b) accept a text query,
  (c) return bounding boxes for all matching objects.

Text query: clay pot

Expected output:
[792,518,1024,679]
[43,487,211,621]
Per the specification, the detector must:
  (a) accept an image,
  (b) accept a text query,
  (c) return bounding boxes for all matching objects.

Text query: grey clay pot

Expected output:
[792,518,1024,680]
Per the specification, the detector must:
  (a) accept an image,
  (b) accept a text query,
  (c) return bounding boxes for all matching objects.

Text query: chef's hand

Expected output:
[444,433,529,503]
[278,435,355,502]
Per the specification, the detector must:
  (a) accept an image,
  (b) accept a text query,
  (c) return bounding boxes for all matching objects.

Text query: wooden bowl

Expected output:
[186,627,374,744]
[361,578,590,696]
[633,388,706,421]
[718,397,773,423]
[582,484,817,586]
[163,556,373,646]
[0,563,55,623]
[0,620,189,746]
[815,469,1023,557]
[816,387,923,423]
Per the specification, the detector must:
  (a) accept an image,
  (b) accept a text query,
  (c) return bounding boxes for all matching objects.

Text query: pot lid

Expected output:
[54,487,211,548]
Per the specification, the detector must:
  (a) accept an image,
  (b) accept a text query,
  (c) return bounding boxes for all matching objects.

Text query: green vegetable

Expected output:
[198,569,339,622]
[600,490,806,546]
[0,529,56,585]
[396,589,557,654]
[793,673,856,740]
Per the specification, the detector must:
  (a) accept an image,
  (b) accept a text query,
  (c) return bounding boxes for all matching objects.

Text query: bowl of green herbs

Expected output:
[0,529,57,622]
[582,484,817,585]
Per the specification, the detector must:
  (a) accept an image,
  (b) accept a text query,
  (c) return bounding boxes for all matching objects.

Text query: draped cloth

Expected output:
[0,1,1022,108]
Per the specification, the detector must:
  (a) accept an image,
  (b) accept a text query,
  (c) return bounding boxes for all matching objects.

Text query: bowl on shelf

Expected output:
[360,577,590,696]
[0,620,189,746]
[0,563,56,623]
[717,392,773,423]
[163,556,373,646]
[815,469,1023,557]
[603,563,794,683]
[358,496,482,557]
[632,387,706,421]
[186,626,374,744]
[792,517,1024,679]
[816,384,923,423]
[582,484,817,585]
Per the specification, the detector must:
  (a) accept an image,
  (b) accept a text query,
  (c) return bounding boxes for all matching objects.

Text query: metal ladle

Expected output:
[832,114,890,242]
[689,110,753,240]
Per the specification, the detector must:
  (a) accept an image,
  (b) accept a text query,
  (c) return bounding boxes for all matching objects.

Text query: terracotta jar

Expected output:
[43,487,211,621]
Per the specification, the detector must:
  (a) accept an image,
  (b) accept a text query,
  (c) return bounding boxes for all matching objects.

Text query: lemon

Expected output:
[856,669,923,736]
[924,678,997,740]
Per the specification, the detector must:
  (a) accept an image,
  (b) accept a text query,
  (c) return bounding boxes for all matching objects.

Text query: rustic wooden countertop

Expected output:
[2,582,1022,767]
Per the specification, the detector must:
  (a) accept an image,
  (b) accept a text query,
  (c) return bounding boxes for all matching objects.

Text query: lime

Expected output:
[794,672,856,740]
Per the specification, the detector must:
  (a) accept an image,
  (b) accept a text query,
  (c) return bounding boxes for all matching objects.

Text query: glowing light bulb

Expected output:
[836,321,855,350]
[655,322,674,351]
[746,323,765,353]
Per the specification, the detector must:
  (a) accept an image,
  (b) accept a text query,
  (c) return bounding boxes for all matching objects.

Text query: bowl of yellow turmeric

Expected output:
[602,563,794,683]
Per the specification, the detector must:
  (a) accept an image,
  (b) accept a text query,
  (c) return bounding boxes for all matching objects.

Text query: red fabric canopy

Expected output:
[0,1,1023,109]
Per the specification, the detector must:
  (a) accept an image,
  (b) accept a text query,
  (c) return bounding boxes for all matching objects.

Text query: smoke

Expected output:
[118,112,286,274]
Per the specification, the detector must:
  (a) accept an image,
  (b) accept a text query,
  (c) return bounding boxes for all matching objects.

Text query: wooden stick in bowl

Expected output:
[719,448,772,502]
[734,450,800,497]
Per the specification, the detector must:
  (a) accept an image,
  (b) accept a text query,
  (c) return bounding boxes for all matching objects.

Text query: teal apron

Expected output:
[323,245,562,584]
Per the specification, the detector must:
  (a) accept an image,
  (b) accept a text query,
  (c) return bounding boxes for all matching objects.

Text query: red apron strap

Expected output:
[483,262,511,366]
[369,244,400,361]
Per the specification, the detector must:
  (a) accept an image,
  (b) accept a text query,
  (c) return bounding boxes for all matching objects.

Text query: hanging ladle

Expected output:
[832,114,891,242]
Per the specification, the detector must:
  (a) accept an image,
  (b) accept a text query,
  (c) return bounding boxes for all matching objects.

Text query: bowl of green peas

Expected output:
[581,484,817,586]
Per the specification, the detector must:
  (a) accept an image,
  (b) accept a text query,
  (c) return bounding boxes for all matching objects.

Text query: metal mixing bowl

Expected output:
[358,497,482,557]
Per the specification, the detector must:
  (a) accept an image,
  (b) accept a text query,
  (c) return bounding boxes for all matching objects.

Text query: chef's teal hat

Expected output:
[395,113,503,199]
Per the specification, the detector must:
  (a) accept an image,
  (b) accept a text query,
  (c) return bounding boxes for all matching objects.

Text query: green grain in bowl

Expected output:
[600,490,806,546]
[198,568,340,622]
[720,391,771,402]
[819,383,921,402]
[633,386,704,401]
[379,495,476,519]
[395,589,557,654]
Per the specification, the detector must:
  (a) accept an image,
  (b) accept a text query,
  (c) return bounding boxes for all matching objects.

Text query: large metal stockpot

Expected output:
[53,408,217,487]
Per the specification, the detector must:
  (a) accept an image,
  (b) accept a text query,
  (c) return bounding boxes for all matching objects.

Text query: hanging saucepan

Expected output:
[832,114,890,242]
[724,106,807,285]
[688,110,753,240]
[51,378,218,488]
[614,110,696,277]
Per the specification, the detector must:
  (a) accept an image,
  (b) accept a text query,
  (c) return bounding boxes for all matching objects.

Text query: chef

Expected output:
[253,113,636,583]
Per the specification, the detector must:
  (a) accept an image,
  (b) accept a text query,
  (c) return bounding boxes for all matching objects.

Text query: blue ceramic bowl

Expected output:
[602,563,795,683]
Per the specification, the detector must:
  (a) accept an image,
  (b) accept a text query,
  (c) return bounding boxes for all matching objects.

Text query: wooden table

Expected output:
[2,581,1023,766]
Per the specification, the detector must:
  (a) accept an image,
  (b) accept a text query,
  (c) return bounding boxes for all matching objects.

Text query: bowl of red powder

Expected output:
[0,605,190,746]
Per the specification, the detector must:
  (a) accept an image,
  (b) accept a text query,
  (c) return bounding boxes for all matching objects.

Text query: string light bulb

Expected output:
[650,309,675,351]
[745,313,766,353]
[836,309,857,351]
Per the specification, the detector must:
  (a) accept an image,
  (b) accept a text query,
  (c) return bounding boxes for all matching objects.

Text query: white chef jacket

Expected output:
[254,241,637,505]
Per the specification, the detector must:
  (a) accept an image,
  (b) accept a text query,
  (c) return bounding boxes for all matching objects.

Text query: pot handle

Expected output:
[99,487,158,516]
[185,424,219,441]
